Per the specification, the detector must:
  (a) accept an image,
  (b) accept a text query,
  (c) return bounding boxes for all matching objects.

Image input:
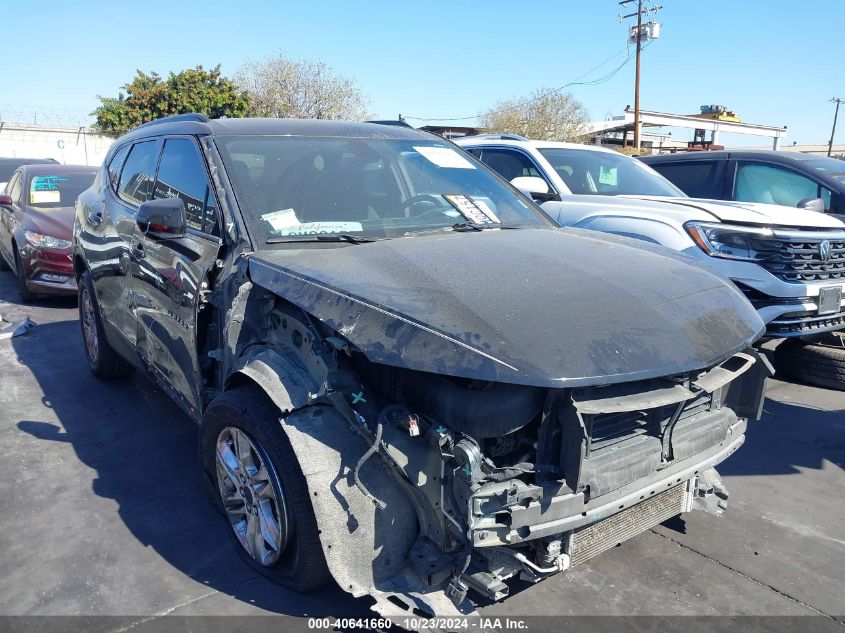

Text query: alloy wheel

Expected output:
[215,426,290,566]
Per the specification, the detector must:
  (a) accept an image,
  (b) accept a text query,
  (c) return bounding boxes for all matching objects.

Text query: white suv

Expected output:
[455,135,845,338]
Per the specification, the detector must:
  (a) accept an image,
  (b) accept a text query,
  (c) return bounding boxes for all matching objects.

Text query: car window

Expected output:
[28,172,96,209]
[216,136,553,244]
[478,149,551,186]
[648,161,721,198]
[108,144,131,191]
[154,138,217,233]
[7,172,22,203]
[735,163,823,208]
[118,140,159,207]
[538,148,685,197]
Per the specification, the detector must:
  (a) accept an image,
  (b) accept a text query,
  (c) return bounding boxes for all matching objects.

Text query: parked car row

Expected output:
[0,116,840,623]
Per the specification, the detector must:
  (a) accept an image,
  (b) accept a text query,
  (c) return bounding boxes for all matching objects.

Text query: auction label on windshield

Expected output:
[279,221,364,236]
[444,194,501,224]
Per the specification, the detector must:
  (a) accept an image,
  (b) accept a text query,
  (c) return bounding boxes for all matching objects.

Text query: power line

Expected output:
[403,44,641,123]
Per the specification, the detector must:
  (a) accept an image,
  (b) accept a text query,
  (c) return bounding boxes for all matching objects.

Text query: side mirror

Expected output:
[797,197,825,213]
[510,176,558,202]
[0,194,13,207]
[137,197,186,240]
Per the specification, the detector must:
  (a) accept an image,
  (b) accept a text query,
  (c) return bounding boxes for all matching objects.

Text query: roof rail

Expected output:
[467,133,528,141]
[134,113,211,130]
[367,119,413,128]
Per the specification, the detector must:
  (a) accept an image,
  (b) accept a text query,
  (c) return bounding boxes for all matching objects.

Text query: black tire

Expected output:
[0,250,10,271]
[200,386,330,592]
[14,249,36,302]
[774,336,845,391]
[78,270,134,380]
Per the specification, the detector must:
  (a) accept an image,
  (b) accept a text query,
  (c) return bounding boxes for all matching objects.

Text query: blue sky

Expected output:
[1,0,842,146]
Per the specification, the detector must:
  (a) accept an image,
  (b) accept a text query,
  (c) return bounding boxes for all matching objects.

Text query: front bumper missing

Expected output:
[468,420,745,547]
[567,466,727,568]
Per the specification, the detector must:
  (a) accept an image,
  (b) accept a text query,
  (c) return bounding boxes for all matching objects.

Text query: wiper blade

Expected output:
[451,222,521,231]
[266,234,376,245]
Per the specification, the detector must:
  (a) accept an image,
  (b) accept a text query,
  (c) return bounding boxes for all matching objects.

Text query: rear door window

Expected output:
[153,138,217,233]
[650,161,722,198]
[118,141,160,206]
[734,163,823,208]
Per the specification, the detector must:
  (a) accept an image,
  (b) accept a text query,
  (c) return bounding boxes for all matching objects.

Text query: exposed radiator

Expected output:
[570,483,687,567]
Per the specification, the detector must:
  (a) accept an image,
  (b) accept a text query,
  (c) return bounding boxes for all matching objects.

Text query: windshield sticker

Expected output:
[413,146,476,170]
[30,190,61,204]
[32,175,69,191]
[443,194,501,224]
[599,165,618,186]
[278,221,364,236]
[261,208,300,232]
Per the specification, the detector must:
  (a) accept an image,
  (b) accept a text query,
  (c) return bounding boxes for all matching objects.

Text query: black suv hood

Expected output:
[247,228,764,387]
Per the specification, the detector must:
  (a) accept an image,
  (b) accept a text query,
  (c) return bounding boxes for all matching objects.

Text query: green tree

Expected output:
[92,65,250,137]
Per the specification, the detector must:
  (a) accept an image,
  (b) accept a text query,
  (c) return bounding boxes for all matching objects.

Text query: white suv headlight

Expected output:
[685,222,778,262]
[24,230,72,249]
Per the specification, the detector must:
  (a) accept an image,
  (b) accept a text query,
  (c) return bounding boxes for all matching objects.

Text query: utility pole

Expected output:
[829,98,842,157]
[619,1,661,151]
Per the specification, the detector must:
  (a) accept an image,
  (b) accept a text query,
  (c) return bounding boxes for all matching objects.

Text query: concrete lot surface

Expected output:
[0,273,843,630]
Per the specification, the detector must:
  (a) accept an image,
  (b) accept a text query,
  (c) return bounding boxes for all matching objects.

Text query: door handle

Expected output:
[131,242,145,259]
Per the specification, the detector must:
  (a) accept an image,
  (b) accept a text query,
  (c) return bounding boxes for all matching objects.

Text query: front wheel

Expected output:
[200,386,330,591]
[774,334,845,391]
[14,249,35,302]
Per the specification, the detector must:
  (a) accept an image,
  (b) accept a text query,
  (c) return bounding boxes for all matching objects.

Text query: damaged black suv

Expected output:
[72,114,772,619]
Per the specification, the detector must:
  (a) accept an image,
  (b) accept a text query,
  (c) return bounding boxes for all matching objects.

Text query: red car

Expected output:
[0,164,96,301]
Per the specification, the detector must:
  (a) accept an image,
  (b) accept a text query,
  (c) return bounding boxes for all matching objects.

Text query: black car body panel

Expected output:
[248,228,764,387]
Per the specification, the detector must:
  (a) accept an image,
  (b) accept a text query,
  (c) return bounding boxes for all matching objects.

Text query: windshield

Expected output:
[215,136,554,244]
[538,148,686,197]
[797,156,845,183]
[28,172,96,209]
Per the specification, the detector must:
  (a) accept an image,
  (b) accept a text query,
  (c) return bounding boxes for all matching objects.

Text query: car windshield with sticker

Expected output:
[538,147,684,197]
[28,173,97,209]
[215,136,554,243]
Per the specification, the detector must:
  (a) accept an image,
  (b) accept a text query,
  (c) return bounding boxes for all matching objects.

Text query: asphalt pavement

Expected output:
[0,272,843,630]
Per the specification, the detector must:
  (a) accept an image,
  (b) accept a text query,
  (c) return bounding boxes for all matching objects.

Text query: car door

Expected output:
[0,170,23,266]
[131,136,222,417]
[730,160,832,211]
[96,138,163,350]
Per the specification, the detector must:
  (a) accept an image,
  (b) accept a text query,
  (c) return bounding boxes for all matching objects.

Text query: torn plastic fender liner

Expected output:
[230,351,473,618]
[281,404,474,619]
[229,347,319,414]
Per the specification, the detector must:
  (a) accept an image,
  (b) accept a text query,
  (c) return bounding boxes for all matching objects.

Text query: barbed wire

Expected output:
[0,103,95,128]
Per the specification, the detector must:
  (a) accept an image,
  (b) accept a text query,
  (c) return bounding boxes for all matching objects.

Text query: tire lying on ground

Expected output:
[773,334,845,391]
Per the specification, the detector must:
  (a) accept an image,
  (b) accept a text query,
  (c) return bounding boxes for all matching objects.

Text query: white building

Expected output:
[0,122,113,166]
